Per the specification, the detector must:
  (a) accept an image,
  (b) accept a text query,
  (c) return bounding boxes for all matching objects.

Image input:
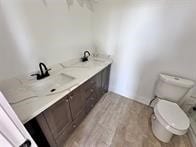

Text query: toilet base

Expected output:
[151,114,173,143]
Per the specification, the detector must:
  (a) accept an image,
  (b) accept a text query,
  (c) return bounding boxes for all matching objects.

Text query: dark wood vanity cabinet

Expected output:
[36,65,111,147]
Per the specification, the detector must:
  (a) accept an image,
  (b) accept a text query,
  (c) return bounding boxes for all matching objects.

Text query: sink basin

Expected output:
[72,59,106,68]
[27,73,75,96]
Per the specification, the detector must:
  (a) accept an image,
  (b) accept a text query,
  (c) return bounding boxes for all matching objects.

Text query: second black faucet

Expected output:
[81,51,91,62]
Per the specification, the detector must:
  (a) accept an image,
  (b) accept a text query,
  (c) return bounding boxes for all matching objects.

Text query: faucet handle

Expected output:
[31,73,41,80]
[45,68,51,76]
[31,73,39,76]
[46,68,51,72]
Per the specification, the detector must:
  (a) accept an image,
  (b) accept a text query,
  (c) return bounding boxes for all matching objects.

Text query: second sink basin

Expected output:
[27,73,75,96]
[71,58,106,68]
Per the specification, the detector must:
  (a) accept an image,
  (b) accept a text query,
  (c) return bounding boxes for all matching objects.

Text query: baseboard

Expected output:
[132,96,150,106]
[109,91,150,106]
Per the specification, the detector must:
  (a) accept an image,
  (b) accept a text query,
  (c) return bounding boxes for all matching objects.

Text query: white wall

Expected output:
[0,0,94,81]
[93,0,196,104]
[1,0,196,105]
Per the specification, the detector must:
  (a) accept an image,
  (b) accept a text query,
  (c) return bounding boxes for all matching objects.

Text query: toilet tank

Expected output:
[155,74,194,102]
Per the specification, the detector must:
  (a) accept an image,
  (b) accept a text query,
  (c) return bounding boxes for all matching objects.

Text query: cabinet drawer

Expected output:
[85,93,97,114]
[88,76,96,85]
[82,75,97,99]
[83,76,96,88]
[83,83,96,99]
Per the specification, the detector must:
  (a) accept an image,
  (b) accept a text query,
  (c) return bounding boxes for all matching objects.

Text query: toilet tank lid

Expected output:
[160,74,194,88]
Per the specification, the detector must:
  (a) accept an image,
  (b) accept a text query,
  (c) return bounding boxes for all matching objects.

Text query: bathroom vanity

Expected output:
[36,65,110,147]
[1,56,112,147]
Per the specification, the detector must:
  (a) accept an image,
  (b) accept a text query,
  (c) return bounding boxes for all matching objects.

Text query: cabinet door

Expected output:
[69,87,86,120]
[43,97,72,138]
[95,71,103,100]
[56,123,74,147]
[101,65,111,94]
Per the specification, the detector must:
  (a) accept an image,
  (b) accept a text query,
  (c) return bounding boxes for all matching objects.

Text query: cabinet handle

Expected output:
[73,124,77,128]
[65,99,69,103]
[69,96,73,100]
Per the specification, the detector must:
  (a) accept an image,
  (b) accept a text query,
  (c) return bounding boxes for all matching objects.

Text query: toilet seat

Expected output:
[154,100,190,135]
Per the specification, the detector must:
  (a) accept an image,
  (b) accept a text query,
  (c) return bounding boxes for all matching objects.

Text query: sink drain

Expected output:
[50,89,56,92]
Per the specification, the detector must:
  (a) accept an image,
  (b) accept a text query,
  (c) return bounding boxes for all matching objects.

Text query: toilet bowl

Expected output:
[151,74,194,143]
[151,100,190,143]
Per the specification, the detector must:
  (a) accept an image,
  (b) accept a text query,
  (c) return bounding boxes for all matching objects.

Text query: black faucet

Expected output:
[81,51,90,62]
[31,62,51,80]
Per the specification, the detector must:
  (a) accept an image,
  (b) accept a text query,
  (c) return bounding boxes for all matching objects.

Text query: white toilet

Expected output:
[151,74,194,143]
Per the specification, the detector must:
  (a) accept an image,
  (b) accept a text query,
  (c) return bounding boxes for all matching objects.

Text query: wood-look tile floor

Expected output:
[64,92,192,147]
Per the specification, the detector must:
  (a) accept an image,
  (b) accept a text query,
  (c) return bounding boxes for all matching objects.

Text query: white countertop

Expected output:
[0,56,112,124]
